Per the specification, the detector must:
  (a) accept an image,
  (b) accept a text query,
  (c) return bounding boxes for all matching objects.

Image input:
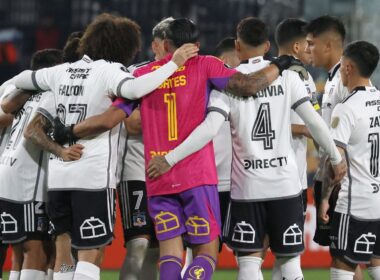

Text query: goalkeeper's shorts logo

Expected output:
[186,216,210,236]
[155,211,179,234]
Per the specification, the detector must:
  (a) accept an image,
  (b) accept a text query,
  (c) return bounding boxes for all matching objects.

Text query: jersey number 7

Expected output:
[252,102,276,150]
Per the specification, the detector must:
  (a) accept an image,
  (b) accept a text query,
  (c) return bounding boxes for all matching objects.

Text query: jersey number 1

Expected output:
[252,103,275,150]
[368,132,379,177]
[164,93,178,141]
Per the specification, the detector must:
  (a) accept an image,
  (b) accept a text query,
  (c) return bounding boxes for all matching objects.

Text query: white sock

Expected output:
[272,258,281,280]
[73,261,100,280]
[368,266,380,280]
[119,238,149,280]
[20,269,46,280]
[331,267,355,280]
[278,256,303,280]
[46,269,54,280]
[9,270,20,280]
[140,247,159,279]
[53,271,74,280]
[181,248,193,277]
[237,256,262,280]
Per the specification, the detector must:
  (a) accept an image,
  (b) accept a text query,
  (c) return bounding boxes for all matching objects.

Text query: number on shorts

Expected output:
[132,190,143,210]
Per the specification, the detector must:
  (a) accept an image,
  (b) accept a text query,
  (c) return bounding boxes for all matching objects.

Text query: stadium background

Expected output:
[0,0,379,278]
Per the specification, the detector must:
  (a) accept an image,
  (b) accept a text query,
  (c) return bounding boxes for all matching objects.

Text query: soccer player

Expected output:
[118,17,174,280]
[0,49,64,280]
[147,17,346,280]
[215,37,240,68]
[274,17,320,280]
[305,15,350,246]
[52,17,306,280]
[11,13,197,280]
[320,41,380,280]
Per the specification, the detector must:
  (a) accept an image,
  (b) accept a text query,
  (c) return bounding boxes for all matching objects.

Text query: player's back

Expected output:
[37,55,129,190]
[135,54,236,196]
[0,91,50,202]
[229,56,307,201]
[334,86,380,220]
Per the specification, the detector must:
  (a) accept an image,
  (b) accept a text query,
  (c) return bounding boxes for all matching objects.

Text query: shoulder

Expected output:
[127,60,153,74]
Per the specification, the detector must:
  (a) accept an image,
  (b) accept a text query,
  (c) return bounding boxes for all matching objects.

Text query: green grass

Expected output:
[1,269,373,279]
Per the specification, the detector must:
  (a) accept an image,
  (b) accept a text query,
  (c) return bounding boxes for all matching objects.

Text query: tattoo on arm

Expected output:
[226,71,270,97]
[25,113,63,157]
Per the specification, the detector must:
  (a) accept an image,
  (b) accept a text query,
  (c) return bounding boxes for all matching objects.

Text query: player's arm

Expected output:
[291,124,312,138]
[124,108,142,136]
[224,55,308,97]
[1,88,34,114]
[53,99,134,144]
[295,101,346,181]
[0,108,13,128]
[24,113,84,161]
[114,44,198,100]
[147,90,229,179]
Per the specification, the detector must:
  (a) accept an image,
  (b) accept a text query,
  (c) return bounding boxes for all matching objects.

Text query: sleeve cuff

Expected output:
[31,71,43,91]
[36,107,54,123]
[291,96,310,110]
[334,139,347,149]
[207,107,229,121]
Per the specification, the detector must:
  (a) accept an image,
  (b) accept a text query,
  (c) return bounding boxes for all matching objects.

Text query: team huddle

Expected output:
[0,11,378,280]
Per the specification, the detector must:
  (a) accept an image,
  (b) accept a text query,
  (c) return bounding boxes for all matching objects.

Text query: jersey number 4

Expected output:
[252,103,275,150]
[368,132,379,177]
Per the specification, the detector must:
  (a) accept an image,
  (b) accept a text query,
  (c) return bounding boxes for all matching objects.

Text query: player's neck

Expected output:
[278,48,297,59]
[347,77,371,93]
[325,50,343,71]
[239,50,264,61]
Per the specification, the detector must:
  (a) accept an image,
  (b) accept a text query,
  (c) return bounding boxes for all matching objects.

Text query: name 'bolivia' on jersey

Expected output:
[256,84,284,98]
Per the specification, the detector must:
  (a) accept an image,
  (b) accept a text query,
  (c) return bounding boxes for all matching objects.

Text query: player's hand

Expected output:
[318,199,330,224]
[60,144,84,161]
[147,155,172,179]
[53,117,78,145]
[330,159,347,185]
[270,55,309,80]
[171,43,199,67]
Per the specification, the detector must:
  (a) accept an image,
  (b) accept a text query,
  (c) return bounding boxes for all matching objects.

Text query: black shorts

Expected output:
[0,200,49,244]
[219,191,230,242]
[118,181,156,245]
[313,181,340,246]
[47,189,116,249]
[224,194,304,256]
[330,212,380,264]
[302,189,308,216]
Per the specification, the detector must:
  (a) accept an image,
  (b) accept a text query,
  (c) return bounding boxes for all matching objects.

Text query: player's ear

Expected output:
[264,41,271,54]
[235,39,240,52]
[293,42,299,55]
[163,39,170,53]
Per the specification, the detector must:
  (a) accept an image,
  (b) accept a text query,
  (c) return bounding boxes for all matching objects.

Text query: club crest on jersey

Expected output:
[331,117,340,129]
[37,217,47,232]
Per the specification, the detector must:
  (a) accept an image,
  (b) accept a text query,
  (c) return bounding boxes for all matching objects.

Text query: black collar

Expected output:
[350,86,366,94]
[328,63,341,81]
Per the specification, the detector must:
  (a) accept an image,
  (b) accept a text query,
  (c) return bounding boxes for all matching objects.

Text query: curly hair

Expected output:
[77,13,141,65]
[63,31,83,63]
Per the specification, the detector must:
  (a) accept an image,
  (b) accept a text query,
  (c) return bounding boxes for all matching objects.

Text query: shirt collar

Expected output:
[328,62,341,81]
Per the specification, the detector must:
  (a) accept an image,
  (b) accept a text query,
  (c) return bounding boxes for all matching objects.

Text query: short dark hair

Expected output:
[343,41,379,78]
[166,18,200,48]
[305,15,345,41]
[63,31,83,63]
[275,18,307,47]
[236,17,268,47]
[215,37,236,57]
[30,49,63,70]
[78,13,141,65]
[152,17,174,40]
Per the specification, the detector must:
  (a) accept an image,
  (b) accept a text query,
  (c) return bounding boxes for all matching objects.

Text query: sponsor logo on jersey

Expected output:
[331,117,340,129]
[243,156,288,170]
[66,67,91,79]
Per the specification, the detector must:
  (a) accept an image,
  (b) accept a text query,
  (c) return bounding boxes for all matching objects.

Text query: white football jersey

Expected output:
[208,56,308,201]
[332,86,380,220]
[0,84,15,155]
[213,121,232,192]
[34,55,135,191]
[290,74,317,190]
[315,62,349,181]
[0,92,51,202]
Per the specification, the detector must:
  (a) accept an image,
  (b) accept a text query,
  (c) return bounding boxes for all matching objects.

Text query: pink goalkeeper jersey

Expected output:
[132,54,237,196]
